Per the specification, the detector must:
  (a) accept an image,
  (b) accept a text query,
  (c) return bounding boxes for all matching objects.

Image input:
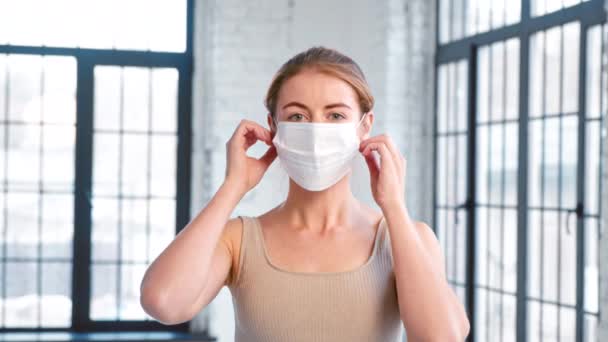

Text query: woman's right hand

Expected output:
[224,119,277,195]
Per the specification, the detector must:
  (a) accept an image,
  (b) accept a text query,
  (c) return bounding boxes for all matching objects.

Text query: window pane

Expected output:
[542,211,559,303]
[505,39,520,120]
[439,0,451,44]
[561,23,580,114]
[94,67,121,131]
[40,262,72,327]
[476,125,489,203]
[545,26,562,116]
[150,135,177,197]
[0,0,187,52]
[491,0,505,30]
[437,136,447,205]
[438,0,520,44]
[437,66,448,133]
[41,194,73,259]
[504,123,519,205]
[560,308,576,342]
[586,26,602,119]
[477,46,490,123]
[503,294,517,342]
[119,264,149,320]
[584,218,599,313]
[5,262,38,327]
[91,264,117,320]
[92,198,119,262]
[530,32,545,118]
[561,116,578,209]
[489,124,504,204]
[476,289,488,340]
[456,61,468,132]
[584,315,598,342]
[532,0,583,17]
[543,118,560,208]
[151,69,178,133]
[528,119,544,207]
[528,210,542,299]
[490,42,505,121]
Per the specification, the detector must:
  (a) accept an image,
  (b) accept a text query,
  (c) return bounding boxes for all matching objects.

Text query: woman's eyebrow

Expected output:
[324,102,352,110]
[281,101,352,110]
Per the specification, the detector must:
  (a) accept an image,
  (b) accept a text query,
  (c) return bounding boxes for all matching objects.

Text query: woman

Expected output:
[140,46,470,341]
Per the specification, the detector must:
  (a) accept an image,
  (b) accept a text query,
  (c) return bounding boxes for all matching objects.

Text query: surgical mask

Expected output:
[272,113,367,191]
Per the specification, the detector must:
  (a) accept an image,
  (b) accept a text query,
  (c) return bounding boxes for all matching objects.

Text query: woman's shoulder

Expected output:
[221,217,245,287]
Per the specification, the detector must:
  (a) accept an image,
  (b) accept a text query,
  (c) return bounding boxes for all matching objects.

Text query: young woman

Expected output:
[140,46,470,342]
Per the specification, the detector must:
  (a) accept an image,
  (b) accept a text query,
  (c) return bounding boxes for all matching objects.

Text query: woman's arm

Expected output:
[140,119,276,325]
[360,133,469,341]
[139,180,244,324]
[383,203,470,342]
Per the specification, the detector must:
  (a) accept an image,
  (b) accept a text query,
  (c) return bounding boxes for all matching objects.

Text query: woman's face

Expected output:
[267,70,373,138]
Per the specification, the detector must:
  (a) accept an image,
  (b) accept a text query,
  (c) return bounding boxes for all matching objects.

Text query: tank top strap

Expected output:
[377,216,394,268]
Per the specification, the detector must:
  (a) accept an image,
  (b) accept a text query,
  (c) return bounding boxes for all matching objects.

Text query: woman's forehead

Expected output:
[277,71,360,110]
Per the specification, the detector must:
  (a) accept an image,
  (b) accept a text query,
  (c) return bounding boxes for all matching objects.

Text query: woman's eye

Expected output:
[288,113,304,121]
[330,112,346,120]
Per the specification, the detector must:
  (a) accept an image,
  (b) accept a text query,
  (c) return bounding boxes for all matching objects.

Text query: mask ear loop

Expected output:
[356,112,368,137]
[271,114,279,135]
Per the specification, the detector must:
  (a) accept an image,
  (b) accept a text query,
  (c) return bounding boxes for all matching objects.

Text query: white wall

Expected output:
[189,0,437,340]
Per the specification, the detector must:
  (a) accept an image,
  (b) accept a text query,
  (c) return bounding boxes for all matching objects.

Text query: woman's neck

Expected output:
[278,175,360,232]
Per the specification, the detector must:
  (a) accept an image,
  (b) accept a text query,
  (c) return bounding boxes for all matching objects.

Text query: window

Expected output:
[0,0,187,52]
[434,0,605,341]
[0,0,193,332]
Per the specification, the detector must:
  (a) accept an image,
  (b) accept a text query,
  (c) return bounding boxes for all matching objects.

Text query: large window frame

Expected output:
[0,0,194,333]
[434,0,606,341]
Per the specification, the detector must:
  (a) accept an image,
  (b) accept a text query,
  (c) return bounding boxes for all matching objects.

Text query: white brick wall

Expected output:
[189,0,437,340]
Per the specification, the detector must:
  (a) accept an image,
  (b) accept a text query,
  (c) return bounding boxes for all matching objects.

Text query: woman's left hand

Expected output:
[359,133,406,210]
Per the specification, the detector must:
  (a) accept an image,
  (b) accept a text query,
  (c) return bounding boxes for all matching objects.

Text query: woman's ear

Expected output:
[267,113,276,136]
[360,111,374,139]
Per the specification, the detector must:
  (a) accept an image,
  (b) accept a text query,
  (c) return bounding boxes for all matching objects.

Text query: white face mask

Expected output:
[272,113,367,191]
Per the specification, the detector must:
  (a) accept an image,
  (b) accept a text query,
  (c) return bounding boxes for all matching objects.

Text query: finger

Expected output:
[232,120,272,151]
[361,141,396,176]
[360,134,404,175]
[362,148,379,179]
[237,120,271,143]
[257,145,277,169]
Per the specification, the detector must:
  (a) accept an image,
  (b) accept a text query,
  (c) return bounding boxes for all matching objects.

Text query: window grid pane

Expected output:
[527,22,586,341]
[434,60,469,313]
[474,37,520,342]
[0,54,76,328]
[580,23,606,332]
[438,0,521,45]
[531,0,589,18]
[90,66,178,321]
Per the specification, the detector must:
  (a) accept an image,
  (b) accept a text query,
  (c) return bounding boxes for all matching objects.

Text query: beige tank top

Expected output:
[227,215,404,342]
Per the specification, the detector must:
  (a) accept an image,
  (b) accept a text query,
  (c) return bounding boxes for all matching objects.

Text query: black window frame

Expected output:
[0,0,194,333]
[433,0,607,341]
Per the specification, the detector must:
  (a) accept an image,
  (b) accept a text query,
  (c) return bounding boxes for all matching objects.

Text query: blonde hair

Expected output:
[264,46,374,119]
